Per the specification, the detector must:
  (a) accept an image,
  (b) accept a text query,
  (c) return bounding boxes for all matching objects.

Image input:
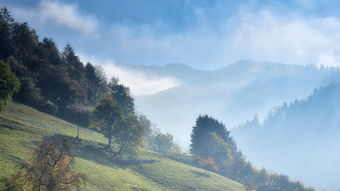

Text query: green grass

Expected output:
[0,103,245,191]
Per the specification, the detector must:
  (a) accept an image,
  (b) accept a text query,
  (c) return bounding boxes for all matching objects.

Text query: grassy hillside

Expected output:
[0,103,245,191]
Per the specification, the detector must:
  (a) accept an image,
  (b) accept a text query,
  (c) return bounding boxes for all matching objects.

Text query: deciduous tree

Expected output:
[91,94,122,148]
[0,60,20,111]
[13,140,85,191]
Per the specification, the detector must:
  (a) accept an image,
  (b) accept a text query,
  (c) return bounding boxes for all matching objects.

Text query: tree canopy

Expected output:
[12,140,85,191]
[0,60,20,111]
[190,115,231,158]
[91,94,122,148]
[91,93,146,159]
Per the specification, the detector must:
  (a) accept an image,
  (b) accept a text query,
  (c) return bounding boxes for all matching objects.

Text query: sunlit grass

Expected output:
[0,103,245,191]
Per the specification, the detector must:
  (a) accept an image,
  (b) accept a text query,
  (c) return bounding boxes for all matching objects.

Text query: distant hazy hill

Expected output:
[232,82,340,191]
[133,61,340,147]
[116,63,208,84]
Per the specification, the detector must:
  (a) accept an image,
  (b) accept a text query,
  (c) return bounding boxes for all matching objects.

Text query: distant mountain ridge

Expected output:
[115,62,209,84]
[232,82,340,191]
[132,61,340,147]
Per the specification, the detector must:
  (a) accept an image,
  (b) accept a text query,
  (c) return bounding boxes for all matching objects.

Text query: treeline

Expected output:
[0,7,108,126]
[190,115,314,191]
[0,7,179,159]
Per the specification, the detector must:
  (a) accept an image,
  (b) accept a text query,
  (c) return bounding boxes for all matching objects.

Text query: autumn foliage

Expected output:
[12,140,85,191]
[198,157,219,172]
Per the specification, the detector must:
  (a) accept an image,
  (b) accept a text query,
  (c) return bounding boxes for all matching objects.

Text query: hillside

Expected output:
[232,82,340,190]
[0,103,245,191]
[134,61,340,147]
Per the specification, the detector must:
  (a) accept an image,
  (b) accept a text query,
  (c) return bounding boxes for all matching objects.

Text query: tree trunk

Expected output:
[108,136,112,148]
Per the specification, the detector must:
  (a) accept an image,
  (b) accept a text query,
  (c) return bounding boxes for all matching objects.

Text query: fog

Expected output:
[88,60,340,190]
[232,82,340,190]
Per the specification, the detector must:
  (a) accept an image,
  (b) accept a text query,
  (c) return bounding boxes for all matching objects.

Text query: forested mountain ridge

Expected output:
[233,82,340,190]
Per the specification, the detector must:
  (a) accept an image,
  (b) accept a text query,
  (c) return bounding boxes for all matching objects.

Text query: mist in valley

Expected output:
[3,0,340,190]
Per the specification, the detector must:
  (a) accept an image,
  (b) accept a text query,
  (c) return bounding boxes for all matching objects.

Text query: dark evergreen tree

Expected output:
[0,7,14,60]
[190,115,230,157]
[85,63,107,105]
[39,38,61,67]
[61,44,85,81]
[11,22,39,71]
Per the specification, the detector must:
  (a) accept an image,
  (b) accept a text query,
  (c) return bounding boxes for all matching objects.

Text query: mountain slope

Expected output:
[134,61,340,147]
[0,103,245,191]
[232,82,340,191]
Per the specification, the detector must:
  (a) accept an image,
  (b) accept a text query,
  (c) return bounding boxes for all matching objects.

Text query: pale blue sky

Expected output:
[2,0,340,69]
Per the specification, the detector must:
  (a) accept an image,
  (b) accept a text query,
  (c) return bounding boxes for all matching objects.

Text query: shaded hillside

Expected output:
[0,103,245,191]
[232,82,340,191]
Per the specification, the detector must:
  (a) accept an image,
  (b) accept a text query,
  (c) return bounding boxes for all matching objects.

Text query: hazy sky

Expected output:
[3,0,340,69]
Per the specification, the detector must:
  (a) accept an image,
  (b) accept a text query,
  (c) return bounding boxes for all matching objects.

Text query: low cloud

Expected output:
[39,0,97,35]
[103,9,340,68]
[79,55,181,96]
[9,0,98,36]
[226,10,340,67]
[6,0,340,68]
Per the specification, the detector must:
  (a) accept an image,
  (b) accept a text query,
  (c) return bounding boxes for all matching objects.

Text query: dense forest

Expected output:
[233,82,340,190]
[0,7,316,191]
[0,6,108,126]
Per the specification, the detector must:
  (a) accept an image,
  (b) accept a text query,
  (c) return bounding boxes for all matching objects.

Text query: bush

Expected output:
[198,157,219,172]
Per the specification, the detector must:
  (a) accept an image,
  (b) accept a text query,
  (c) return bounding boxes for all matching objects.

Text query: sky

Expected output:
[3,0,340,71]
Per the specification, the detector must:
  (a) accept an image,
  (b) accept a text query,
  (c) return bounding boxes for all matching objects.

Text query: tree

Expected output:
[0,7,15,60]
[39,38,62,67]
[38,65,87,110]
[11,22,39,71]
[0,60,20,111]
[14,77,43,106]
[91,93,146,159]
[205,132,232,173]
[91,94,122,148]
[85,63,107,105]
[61,44,84,81]
[141,117,178,154]
[153,132,175,154]
[108,78,135,116]
[190,115,230,158]
[12,140,85,191]
[113,114,146,159]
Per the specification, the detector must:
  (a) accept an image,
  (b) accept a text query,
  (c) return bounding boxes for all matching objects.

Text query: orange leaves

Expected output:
[198,157,219,172]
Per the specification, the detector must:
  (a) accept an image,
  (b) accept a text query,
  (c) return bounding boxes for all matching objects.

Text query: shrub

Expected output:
[198,157,219,172]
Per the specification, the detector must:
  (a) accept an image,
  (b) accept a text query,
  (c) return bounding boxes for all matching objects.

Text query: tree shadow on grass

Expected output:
[190,170,210,178]
[38,134,159,169]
